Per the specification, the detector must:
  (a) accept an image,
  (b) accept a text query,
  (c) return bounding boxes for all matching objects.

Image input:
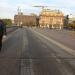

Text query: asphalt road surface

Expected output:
[0,27,75,75]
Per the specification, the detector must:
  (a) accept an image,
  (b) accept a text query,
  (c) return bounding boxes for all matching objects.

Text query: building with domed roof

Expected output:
[39,9,64,29]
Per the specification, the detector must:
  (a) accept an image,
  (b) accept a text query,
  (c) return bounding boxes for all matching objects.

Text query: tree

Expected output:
[64,15,69,28]
[68,23,75,29]
[1,19,12,26]
[30,13,37,16]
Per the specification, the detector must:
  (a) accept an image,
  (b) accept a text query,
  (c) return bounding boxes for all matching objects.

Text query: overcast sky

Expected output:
[0,0,75,19]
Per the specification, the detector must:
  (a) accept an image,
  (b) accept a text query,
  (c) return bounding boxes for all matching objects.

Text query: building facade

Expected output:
[14,13,37,27]
[39,9,64,29]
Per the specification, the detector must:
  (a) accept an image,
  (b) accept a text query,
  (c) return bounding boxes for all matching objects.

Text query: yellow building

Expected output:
[39,9,64,29]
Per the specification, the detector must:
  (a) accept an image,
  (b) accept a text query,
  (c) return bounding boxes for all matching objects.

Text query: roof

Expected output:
[40,9,64,17]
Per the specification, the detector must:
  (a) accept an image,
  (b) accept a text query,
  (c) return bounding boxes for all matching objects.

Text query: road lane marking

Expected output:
[20,59,34,75]
[32,29,75,57]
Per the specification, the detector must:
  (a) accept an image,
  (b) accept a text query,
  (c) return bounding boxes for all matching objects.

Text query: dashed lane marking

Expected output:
[20,59,34,75]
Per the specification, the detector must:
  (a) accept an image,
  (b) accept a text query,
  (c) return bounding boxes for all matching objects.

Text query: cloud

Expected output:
[0,0,75,19]
[45,0,75,8]
[0,0,17,19]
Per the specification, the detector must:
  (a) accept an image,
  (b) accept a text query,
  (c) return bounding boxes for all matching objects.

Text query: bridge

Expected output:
[0,26,75,75]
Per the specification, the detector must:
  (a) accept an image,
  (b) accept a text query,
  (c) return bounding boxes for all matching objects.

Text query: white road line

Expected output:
[20,59,34,75]
[32,29,75,57]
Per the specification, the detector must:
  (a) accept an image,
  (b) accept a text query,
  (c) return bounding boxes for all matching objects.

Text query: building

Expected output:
[39,9,64,29]
[14,12,37,27]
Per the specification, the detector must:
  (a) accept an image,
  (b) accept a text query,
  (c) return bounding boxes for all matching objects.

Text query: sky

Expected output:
[0,0,75,19]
